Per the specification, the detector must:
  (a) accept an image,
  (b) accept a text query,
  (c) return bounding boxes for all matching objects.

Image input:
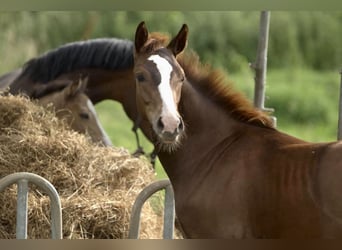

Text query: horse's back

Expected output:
[263,135,342,237]
[231,128,342,238]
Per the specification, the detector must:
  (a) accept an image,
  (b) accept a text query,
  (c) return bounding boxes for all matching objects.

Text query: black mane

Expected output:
[20,38,134,83]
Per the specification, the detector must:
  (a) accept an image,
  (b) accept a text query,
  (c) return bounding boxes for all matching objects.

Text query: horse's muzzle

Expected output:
[160,130,179,143]
[156,116,184,143]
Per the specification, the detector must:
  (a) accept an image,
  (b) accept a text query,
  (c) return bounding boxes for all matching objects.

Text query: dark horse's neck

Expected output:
[68,68,139,124]
[67,68,140,125]
[10,38,134,97]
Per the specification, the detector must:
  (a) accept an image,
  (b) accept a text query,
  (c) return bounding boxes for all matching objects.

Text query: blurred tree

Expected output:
[0,11,340,73]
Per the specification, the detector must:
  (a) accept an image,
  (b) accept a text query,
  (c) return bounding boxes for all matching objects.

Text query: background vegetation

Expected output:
[1,12,341,72]
[0,11,341,177]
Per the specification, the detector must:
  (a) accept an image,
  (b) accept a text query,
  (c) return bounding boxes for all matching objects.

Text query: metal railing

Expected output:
[0,173,174,239]
[128,179,175,239]
[0,172,62,239]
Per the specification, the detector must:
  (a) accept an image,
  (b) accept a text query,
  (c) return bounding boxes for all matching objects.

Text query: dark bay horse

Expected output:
[7,38,139,144]
[132,22,342,238]
[6,38,145,153]
[9,38,136,110]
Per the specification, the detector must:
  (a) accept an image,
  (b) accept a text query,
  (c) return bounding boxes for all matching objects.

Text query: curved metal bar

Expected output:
[128,179,175,239]
[0,172,62,239]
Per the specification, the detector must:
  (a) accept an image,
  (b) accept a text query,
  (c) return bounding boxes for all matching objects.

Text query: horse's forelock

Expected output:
[139,33,170,54]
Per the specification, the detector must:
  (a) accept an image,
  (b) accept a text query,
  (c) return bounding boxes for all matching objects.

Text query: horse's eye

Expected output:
[136,73,145,82]
[79,112,90,119]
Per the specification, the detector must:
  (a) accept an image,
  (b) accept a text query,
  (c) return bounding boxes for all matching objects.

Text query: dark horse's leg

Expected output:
[132,115,145,156]
[131,115,158,169]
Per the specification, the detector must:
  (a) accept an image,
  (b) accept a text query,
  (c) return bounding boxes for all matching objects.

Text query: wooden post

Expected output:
[338,69,342,140]
[251,11,276,127]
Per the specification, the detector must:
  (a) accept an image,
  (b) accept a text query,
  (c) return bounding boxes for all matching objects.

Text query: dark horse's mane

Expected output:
[20,38,134,83]
[148,33,274,129]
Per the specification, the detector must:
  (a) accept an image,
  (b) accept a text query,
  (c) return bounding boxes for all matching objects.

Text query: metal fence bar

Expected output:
[0,172,62,239]
[162,183,175,239]
[251,10,276,127]
[128,179,175,239]
[16,179,29,239]
[253,10,270,110]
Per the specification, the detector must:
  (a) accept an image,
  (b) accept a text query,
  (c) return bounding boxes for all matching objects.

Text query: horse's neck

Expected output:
[157,81,241,183]
[77,69,138,121]
[10,75,34,96]
[11,67,140,133]
[56,68,139,122]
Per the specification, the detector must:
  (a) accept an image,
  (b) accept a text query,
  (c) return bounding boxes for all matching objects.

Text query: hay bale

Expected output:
[0,94,163,238]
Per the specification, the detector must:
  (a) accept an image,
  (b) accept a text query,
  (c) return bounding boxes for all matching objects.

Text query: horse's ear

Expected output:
[66,77,87,98]
[78,77,88,92]
[167,24,188,56]
[135,21,148,53]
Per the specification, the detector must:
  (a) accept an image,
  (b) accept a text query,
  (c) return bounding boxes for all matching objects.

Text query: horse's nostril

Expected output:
[157,117,164,131]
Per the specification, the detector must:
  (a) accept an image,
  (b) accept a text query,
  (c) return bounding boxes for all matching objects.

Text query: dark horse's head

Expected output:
[133,21,188,151]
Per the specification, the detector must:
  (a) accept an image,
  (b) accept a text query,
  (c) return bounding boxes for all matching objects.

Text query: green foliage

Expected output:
[267,71,337,124]
[231,69,340,142]
[268,12,342,71]
[183,12,260,72]
[268,12,303,68]
[0,11,341,73]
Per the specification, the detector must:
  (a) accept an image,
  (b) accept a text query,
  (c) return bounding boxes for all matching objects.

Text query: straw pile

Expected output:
[0,93,163,239]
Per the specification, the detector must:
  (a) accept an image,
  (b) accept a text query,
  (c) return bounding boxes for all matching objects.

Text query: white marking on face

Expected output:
[86,99,112,146]
[148,54,178,118]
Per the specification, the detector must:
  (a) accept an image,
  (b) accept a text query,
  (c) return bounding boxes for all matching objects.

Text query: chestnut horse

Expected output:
[132,22,342,238]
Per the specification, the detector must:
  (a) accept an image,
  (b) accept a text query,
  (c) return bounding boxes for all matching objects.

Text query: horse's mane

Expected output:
[19,38,134,83]
[178,52,274,128]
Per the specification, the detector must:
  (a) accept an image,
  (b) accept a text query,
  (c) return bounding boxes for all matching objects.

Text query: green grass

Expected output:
[94,68,342,179]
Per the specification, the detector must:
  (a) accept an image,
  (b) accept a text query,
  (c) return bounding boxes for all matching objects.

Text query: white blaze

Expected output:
[148,54,178,118]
